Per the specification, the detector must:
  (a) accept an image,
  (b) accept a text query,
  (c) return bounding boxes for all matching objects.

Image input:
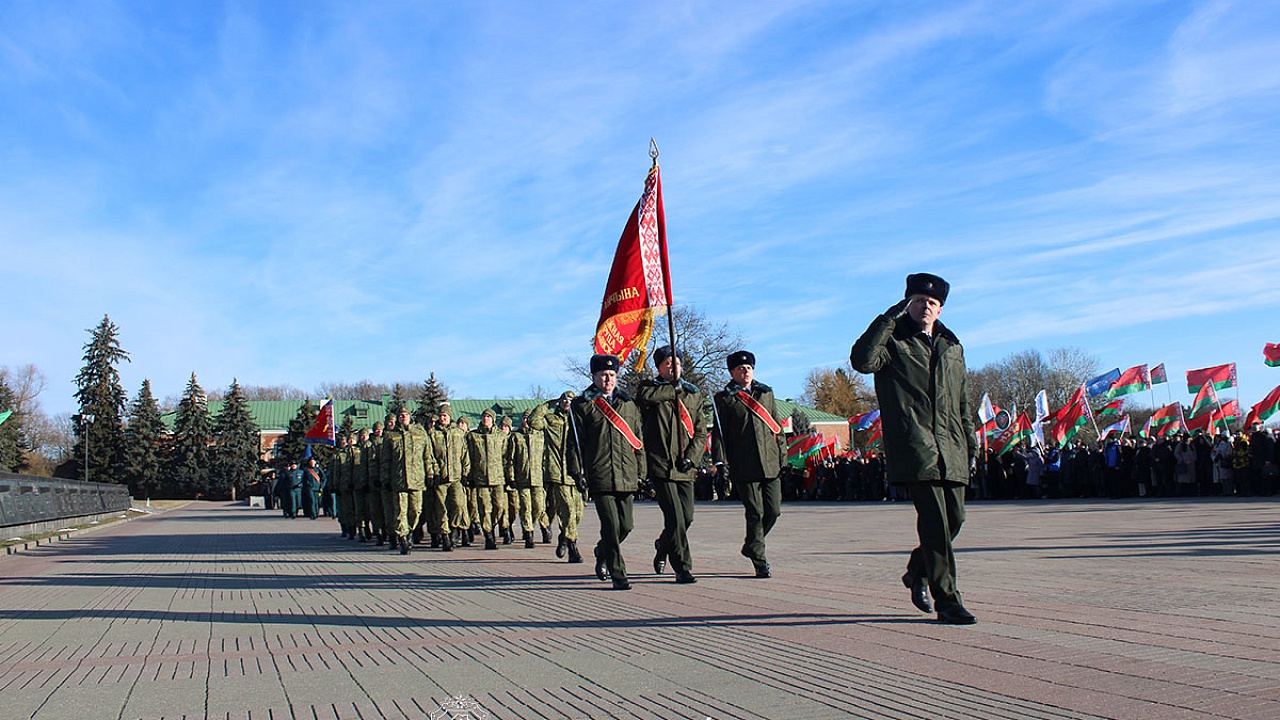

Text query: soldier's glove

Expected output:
[885,298,910,318]
[676,456,694,473]
[573,475,588,494]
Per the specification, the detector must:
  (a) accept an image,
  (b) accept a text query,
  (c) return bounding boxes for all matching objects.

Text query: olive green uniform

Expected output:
[382,422,429,543]
[332,444,354,536]
[350,439,371,539]
[530,400,583,551]
[426,421,470,538]
[850,311,976,611]
[712,380,785,568]
[467,416,508,545]
[508,421,549,543]
[570,386,646,582]
[636,378,708,575]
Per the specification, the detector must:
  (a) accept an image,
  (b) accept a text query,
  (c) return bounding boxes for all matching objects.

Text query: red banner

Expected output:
[304,399,336,446]
[593,160,672,366]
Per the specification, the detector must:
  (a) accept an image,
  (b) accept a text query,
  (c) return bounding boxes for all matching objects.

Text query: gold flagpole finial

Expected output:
[649,138,659,165]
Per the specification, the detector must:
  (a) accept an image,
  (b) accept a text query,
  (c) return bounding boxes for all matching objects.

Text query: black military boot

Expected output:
[460,529,471,547]
[399,535,411,555]
[540,526,552,544]
[441,532,453,552]
[523,531,535,549]
[375,533,385,547]
[502,526,513,545]
[430,533,441,549]
[556,533,567,558]
[389,534,400,552]
[484,531,498,550]
[566,540,583,563]
[412,527,425,546]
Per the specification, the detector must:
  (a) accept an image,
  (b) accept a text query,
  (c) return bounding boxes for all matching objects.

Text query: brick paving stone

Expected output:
[1,497,1277,719]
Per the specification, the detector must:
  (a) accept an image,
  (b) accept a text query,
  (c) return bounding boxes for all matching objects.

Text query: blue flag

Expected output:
[851,409,880,431]
[1085,368,1121,397]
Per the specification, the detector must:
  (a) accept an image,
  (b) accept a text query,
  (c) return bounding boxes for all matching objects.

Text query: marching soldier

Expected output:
[530,392,583,563]
[712,350,786,578]
[636,346,709,584]
[426,401,470,550]
[379,414,402,551]
[570,353,646,590]
[499,416,517,544]
[350,428,372,541]
[366,421,388,545]
[850,273,979,624]
[332,435,353,537]
[467,408,508,549]
[507,409,548,549]
[382,408,429,554]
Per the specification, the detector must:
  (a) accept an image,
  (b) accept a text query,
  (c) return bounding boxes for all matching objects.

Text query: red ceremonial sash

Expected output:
[593,397,644,450]
[736,391,782,435]
[675,399,695,439]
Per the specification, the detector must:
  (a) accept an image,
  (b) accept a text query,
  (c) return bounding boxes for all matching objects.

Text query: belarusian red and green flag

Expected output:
[1149,402,1184,432]
[1049,386,1091,446]
[1150,363,1168,385]
[786,433,823,468]
[1186,363,1237,394]
[1097,399,1125,417]
[1265,343,1280,367]
[992,412,1034,455]
[1219,399,1239,425]
[1103,365,1150,399]
[1188,382,1220,418]
[1245,384,1280,427]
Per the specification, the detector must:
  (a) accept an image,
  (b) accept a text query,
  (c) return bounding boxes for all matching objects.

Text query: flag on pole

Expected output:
[850,409,880,431]
[1188,382,1221,418]
[1103,365,1150,399]
[865,417,884,449]
[304,399,337,446]
[1186,363,1237,394]
[1033,390,1050,421]
[1085,369,1121,398]
[786,433,823,468]
[992,412,1034,455]
[1139,414,1153,438]
[1219,399,1240,425]
[977,393,996,424]
[1265,343,1280,367]
[1149,402,1183,428]
[1099,416,1130,438]
[1246,384,1280,426]
[1150,363,1168,385]
[1097,399,1125,417]
[593,149,672,367]
[1049,386,1090,445]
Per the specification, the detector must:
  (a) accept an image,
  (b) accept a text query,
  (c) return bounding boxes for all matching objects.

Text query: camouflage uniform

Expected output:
[467,408,508,549]
[382,414,429,553]
[530,395,583,562]
[508,410,549,548]
[426,403,471,549]
[350,432,371,540]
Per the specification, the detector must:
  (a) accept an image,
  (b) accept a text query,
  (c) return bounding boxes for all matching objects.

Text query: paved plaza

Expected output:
[0,496,1277,720]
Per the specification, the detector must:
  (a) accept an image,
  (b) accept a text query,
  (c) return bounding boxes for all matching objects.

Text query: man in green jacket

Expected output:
[508,409,548,549]
[712,350,786,578]
[426,402,469,551]
[571,353,647,590]
[350,428,371,541]
[850,273,978,625]
[530,392,583,563]
[637,346,708,584]
[382,408,429,555]
[467,408,508,550]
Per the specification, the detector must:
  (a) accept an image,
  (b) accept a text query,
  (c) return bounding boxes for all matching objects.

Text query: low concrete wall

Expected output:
[0,472,132,533]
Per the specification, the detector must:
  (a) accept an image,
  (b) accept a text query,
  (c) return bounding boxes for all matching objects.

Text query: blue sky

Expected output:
[3,0,1280,418]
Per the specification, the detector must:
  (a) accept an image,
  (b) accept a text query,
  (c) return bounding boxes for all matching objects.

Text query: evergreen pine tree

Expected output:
[124,380,166,498]
[338,413,356,441]
[389,383,408,415]
[0,375,26,472]
[165,373,214,497]
[412,373,448,427]
[73,315,130,483]
[212,379,261,499]
[280,400,317,464]
[790,408,812,436]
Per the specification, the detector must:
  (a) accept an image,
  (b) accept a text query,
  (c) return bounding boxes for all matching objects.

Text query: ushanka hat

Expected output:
[590,354,621,373]
[726,350,755,370]
[905,273,949,305]
[652,345,676,367]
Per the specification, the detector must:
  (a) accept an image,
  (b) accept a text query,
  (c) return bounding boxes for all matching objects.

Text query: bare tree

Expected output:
[968,347,1101,416]
[562,305,745,399]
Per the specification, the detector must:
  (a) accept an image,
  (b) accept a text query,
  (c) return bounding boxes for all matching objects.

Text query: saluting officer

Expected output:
[850,272,978,624]
[636,346,708,584]
[712,350,786,578]
[570,353,647,590]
